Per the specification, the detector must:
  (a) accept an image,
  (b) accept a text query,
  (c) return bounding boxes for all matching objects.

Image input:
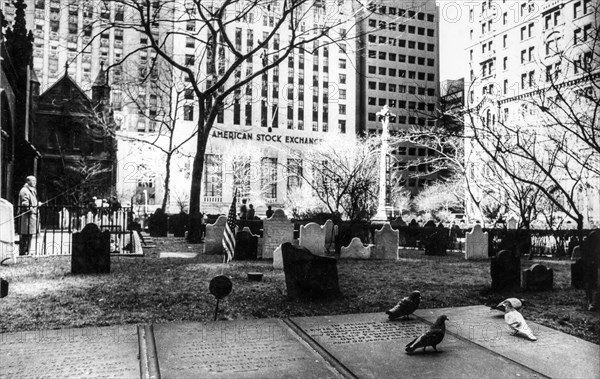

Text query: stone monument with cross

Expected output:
[372,105,395,222]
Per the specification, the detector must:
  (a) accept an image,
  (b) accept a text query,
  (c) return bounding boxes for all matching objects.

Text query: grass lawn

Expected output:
[0,238,598,345]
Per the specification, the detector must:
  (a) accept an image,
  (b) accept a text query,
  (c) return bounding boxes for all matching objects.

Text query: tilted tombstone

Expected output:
[0,199,15,263]
[281,242,340,301]
[71,223,111,275]
[522,264,554,291]
[465,224,489,260]
[262,209,294,259]
[372,223,399,260]
[234,229,258,260]
[490,249,521,292]
[340,237,371,259]
[299,222,327,256]
[204,215,227,255]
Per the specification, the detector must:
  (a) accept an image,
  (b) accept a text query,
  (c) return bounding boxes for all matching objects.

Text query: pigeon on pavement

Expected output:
[386,290,421,320]
[490,297,523,312]
[405,315,448,353]
[502,300,537,341]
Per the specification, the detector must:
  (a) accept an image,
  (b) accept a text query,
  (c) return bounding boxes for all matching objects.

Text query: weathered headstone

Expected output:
[281,242,340,300]
[262,209,293,259]
[273,244,284,269]
[372,223,399,260]
[571,259,584,289]
[465,224,489,260]
[397,228,407,247]
[234,229,258,260]
[299,222,327,255]
[390,216,407,228]
[522,264,553,291]
[340,237,371,259]
[0,199,15,263]
[204,215,227,255]
[490,249,521,292]
[506,217,518,230]
[71,223,111,274]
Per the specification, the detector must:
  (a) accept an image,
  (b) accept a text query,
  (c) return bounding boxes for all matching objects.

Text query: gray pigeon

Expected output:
[405,315,448,353]
[386,290,421,320]
[491,298,523,312]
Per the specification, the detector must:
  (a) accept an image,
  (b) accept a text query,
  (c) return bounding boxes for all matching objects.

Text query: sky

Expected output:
[438,2,472,81]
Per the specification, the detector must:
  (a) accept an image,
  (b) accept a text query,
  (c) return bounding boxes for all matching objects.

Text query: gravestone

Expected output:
[169,212,188,238]
[340,237,371,259]
[273,244,284,269]
[522,264,553,291]
[372,223,399,260]
[71,223,111,275]
[234,229,258,260]
[580,231,600,305]
[204,215,227,255]
[281,242,340,301]
[422,227,448,256]
[490,249,521,292]
[571,245,582,260]
[397,228,407,247]
[571,259,584,289]
[390,216,407,228]
[0,277,8,298]
[262,209,294,259]
[507,217,518,230]
[58,208,70,229]
[423,220,436,228]
[0,199,15,263]
[323,219,337,251]
[465,224,489,260]
[299,222,327,255]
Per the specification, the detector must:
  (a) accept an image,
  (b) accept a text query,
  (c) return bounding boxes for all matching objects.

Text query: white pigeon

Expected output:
[501,300,537,341]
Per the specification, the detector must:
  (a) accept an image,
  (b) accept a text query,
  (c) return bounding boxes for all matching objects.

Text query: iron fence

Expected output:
[14,204,137,256]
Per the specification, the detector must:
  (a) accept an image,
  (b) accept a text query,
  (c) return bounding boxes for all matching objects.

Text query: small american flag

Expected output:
[222,191,237,263]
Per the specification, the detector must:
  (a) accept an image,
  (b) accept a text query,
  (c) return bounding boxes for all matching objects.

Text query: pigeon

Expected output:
[386,290,421,320]
[490,298,523,312]
[502,300,537,341]
[405,315,448,353]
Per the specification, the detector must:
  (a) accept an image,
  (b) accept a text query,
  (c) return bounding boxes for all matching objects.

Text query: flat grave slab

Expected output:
[151,319,342,378]
[0,325,140,379]
[290,312,541,379]
[414,305,600,379]
[160,252,198,258]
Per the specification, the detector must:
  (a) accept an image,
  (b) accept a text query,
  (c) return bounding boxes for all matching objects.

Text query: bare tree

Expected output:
[87,1,371,231]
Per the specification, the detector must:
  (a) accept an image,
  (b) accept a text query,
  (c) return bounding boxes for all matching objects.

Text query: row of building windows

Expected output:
[368,80,437,92]
[367,57,435,73]
[367,20,436,37]
[368,41,435,56]
[367,6,435,22]
[367,115,435,127]
[368,98,436,112]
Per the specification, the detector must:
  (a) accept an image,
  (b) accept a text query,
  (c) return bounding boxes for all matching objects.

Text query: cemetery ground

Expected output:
[0,237,598,346]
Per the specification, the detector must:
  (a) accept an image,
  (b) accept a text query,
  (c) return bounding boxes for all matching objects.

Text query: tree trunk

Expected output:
[161,153,173,211]
[187,127,209,242]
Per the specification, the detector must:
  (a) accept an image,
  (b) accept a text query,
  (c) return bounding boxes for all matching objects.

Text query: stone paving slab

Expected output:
[0,325,140,379]
[414,305,600,379]
[160,252,199,258]
[289,312,543,379]
[151,319,342,378]
[1,307,598,379]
